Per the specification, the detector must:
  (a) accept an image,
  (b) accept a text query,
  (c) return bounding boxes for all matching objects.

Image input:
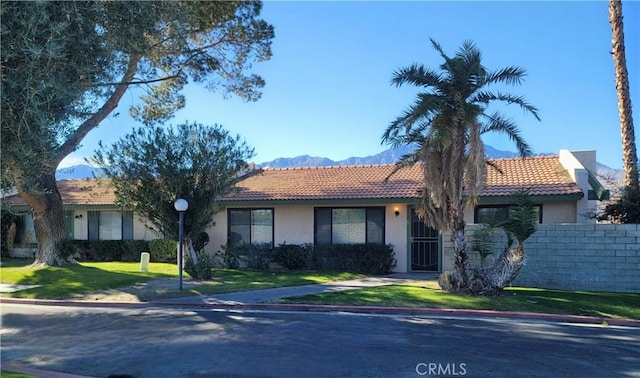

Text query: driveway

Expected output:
[2,303,638,377]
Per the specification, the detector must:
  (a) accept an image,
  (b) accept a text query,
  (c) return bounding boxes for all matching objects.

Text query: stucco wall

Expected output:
[208,204,410,272]
[71,210,160,241]
[442,223,640,293]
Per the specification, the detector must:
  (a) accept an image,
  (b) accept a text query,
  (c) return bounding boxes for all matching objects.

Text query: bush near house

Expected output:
[272,243,312,270]
[217,243,396,275]
[72,240,149,262]
[313,244,396,275]
[148,239,178,263]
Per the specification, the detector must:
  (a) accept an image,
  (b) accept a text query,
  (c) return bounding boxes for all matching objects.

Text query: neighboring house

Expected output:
[2,179,160,257]
[2,150,608,272]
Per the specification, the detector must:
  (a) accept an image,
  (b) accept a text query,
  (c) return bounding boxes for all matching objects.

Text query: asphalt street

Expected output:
[1,303,639,378]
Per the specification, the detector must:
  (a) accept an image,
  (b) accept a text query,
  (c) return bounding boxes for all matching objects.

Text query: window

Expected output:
[474,205,542,224]
[88,211,134,240]
[13,213,36,245]
[63,210,74,239]
[228,208,274,246]
[314,207,385,244]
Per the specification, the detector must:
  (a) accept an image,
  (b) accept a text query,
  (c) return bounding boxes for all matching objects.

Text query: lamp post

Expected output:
[174,198,188,290]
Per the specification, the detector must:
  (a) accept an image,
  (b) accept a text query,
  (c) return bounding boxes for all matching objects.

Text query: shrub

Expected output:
[216,244,240,269]
[184,251,213,280]
[272,243,308,270]
[148,239,177,263]
[72,240,149,261]
[243,243,273,270]
[309,243,396,275]
[216,243,273,270]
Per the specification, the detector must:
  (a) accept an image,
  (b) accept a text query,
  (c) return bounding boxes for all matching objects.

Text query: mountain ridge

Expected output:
[56,145,623,181]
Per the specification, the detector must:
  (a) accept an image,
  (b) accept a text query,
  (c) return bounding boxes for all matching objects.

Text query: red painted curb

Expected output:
[2,297,638,327]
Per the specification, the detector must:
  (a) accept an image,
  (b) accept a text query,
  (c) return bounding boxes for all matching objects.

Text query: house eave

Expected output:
[477,193,583,205]
[220,197,420,207]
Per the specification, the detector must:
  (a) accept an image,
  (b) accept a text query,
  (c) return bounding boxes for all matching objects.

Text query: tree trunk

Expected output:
[176,238,200,271]
[609,0,639,190]
[186,238,200,273]
[439,219,473,293]
[13,169,74,266]
[470,245,526,295]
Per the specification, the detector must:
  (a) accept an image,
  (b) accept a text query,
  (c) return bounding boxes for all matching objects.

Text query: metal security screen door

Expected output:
[410,208,440,271]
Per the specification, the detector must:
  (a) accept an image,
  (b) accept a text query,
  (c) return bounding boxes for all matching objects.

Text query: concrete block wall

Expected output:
[442,224,640,293]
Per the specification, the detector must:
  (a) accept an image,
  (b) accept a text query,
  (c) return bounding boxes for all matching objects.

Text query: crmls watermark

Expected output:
[415,362,467,376]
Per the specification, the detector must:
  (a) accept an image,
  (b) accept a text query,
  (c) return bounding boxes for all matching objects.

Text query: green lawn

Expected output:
[0,371,39,378]
[276,281,640,320]
[2,260,638,320]
[0,260,364,300]
[0,260,177,299]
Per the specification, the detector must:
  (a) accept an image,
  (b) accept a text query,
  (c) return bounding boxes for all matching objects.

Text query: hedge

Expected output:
[71,240,149,262]
[218,243,396,275]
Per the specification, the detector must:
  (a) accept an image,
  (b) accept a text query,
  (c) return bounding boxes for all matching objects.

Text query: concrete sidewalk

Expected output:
[163,273,439,305]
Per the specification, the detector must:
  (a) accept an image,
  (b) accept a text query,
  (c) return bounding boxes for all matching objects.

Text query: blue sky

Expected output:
[62,1,640,170]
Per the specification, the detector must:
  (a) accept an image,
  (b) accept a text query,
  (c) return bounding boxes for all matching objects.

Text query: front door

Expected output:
[410,208,440,271]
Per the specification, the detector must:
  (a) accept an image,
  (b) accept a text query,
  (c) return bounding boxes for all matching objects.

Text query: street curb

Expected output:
[2,297,638,327]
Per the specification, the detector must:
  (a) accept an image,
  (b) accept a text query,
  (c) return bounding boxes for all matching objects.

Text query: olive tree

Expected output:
[92,121,254,278]
[1,1,273,266]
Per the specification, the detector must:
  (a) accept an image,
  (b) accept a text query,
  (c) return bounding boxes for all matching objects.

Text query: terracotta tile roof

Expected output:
[223,155,583,202]
[223,164,424,202]
[1,156,583,207]
[2,179,116,207]
[483,156,583,197]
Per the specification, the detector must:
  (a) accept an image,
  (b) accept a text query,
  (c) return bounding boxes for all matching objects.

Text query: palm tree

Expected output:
[383,39,540,294]
[609,0,638,190]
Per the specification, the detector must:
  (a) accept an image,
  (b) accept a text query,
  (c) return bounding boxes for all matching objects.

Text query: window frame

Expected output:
[474,204,543,224]
[227,208,275,247]
[314,206,386,245]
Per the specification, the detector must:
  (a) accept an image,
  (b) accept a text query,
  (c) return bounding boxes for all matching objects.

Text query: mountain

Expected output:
[55,165,105,180]
[259,145,530,168]
[56,145,624,184]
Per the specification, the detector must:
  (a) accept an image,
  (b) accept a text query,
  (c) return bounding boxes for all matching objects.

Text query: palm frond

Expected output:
[457,39,483,74]
[383,92,443,144]
[391,64,444,88]
[483,66,526,86]
[471,91,541,121]
[485,159,504,175]
[385,148,422,181]
[480,112,532,157]
[503,189,538,244]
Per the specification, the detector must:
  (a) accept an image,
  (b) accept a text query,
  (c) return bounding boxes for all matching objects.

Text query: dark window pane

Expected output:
[122,211,134,240]
[476,207,508,224]
[315,208,332,244]
[88,211,100,241]
[366,208,384,244]
[63,210,74,239]
[229,210,250,244]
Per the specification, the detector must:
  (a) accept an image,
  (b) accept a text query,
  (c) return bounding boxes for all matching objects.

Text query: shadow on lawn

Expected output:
[6,261,170,299]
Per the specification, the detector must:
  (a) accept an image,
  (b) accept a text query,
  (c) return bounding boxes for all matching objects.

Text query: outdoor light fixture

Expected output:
[174,198,188,290]
[394,207,400,217]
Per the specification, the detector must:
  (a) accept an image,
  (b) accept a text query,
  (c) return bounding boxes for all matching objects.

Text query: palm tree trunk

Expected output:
[471,245,526,295]
[609,0,639,190]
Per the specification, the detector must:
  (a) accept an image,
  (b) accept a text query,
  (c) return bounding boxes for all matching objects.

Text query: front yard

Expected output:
[1,259,638,320]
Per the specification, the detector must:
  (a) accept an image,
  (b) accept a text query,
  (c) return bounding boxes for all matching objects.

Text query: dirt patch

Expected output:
[70,278,207,302]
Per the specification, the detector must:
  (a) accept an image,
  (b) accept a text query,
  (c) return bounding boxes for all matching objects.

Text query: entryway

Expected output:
[409,208,440,271]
